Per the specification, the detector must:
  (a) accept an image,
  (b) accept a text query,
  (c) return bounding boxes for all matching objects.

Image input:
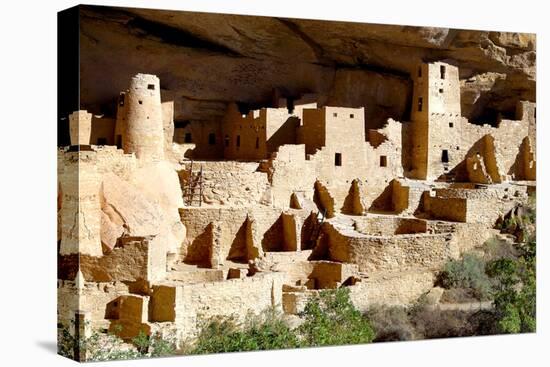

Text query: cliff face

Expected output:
[79,5,535,128]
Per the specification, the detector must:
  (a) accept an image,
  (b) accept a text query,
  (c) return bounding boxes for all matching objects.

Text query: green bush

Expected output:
[439,253,493,300]
[190,309,299,354]
[486,237,536,334]
[298,288,375,347]
[190,288,374,354]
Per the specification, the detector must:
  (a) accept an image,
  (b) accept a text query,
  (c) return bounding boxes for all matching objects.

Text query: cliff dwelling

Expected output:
[57,5,536,353]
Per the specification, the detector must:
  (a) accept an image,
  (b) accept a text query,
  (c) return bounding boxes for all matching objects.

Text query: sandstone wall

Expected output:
[90,116,116,146]
[158,272,286,338]
[173,120,223,159]
[58,280,130,329]
[179,160,271,207]
[324,222,453,273]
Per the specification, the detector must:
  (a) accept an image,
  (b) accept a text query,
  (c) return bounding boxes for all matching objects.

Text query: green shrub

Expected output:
[190,309,299,354]
[486,237,536,334]
[298,288,375,347]
[191,288,374,354]
[439,253,493,300]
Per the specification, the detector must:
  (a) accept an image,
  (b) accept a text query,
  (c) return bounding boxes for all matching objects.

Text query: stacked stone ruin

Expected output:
[58,62,536,344]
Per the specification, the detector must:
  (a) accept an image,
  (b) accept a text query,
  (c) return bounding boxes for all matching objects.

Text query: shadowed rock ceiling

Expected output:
[79,5,536,128]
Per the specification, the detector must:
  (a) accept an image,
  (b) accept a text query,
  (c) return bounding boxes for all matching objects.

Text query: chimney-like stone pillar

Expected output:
[69,110,93,146]
[59,150,102,257]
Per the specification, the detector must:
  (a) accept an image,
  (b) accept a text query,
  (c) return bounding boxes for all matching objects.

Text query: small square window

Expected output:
[439,88,444,93]
[184,133,192,143]
[147,84,155,90]
[350,114,354,118]
[335,153,342,166]
[138,100,143,105]
[380,156,387,167]
[449,122,454,128]
[333,112,338,117]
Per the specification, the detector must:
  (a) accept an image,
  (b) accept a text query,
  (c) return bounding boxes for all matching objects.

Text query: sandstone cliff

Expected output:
[79,5,535,129]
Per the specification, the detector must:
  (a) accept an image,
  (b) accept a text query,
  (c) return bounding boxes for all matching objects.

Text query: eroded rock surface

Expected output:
[79,5,535,129]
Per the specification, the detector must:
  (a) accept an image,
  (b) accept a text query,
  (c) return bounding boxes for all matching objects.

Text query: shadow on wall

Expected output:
[368,183,394,213]
[313,181,335,218]
[184,224,213,268]
[266,116,300,153]
[437,134,499,183]
[341,179,366,215]
[508,136,535,180]
[261,216,284,252]
[227,220,249,263]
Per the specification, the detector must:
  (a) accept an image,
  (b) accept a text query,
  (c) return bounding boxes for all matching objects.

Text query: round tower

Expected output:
[123,74,164,160]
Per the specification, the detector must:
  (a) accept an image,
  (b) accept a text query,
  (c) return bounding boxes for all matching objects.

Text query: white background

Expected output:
[0,0,547,365]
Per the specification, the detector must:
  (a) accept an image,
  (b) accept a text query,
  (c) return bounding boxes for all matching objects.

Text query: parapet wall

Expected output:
[58,236,166,283]
[323,221,453,273]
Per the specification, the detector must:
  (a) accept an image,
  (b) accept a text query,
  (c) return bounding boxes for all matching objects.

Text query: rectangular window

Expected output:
[236,135,241,147]
[224,135,229,147]
[116,135,122,149]
[335,153,342,166]
[418,97,423,112]
[147,84,155,90]
[440,65,446,79]
[184,132,192,143]
[380,156,387,167]
[418,66,422,78]
[208,133,216,145]
[255,137,260,149]
[442,149,449,163]
[118,94,125,106]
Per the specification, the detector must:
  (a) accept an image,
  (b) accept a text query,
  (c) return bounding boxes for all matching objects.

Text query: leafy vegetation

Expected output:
[297,288,375,347]
[189,309,299,354]
[486,233,535,333]
[190,288,374,354]
[439,253,493,300]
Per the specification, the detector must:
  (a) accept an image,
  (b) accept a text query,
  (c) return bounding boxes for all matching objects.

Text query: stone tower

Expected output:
[59,150,102,257]
[409,61,462,180]
[69,110,93,146]
[122,74,165,161]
